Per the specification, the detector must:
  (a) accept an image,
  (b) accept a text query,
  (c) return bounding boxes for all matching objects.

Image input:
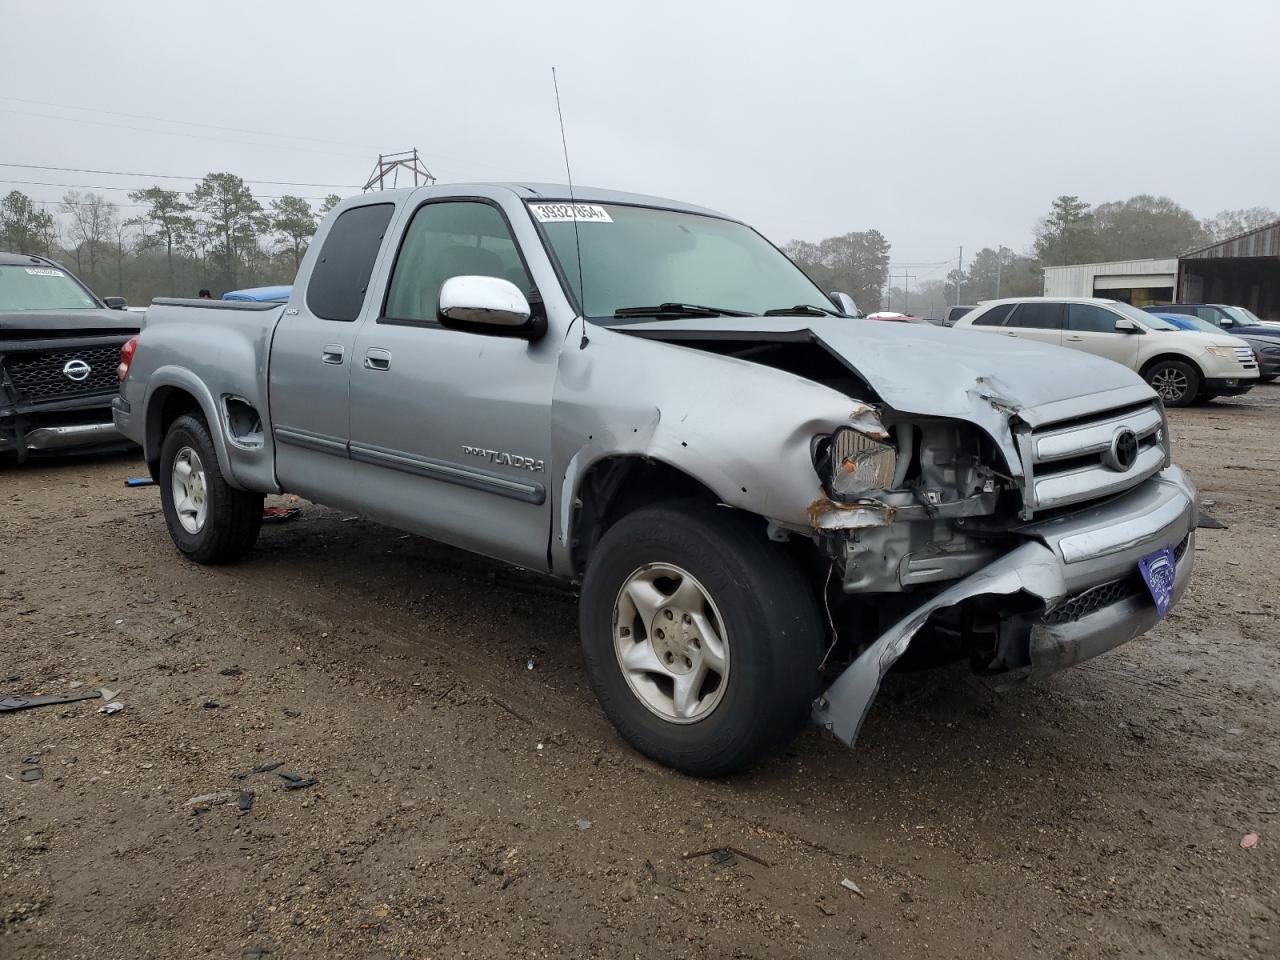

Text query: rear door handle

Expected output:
[364,347,392,371]
[1065,335,1084,342]
[1004,332,1019,337]
[322,344,345,364]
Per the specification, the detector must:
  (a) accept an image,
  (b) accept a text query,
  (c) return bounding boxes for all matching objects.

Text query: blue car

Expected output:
[222,285,292,302]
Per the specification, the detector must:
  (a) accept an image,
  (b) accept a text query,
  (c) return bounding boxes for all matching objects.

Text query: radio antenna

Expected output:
[552,67,588,349]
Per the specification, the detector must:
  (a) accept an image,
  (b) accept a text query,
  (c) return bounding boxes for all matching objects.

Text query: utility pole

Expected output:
[363,149,436,192]
[890,270,916,313]
[995,245,1009,298]
[955,246,963,307]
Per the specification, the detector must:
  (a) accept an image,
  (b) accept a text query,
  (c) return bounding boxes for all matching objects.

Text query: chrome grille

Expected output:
[4,345,121,402]
[1233,346,1256,367]
[1019,402,1167,516]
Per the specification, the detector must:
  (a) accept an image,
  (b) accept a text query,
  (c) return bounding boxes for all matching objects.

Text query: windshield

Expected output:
[1172,314,1221,334]
[1114,301,1178,331]
[0,264,97,311]
[1225,306,1263,326]
[530,202,835,320]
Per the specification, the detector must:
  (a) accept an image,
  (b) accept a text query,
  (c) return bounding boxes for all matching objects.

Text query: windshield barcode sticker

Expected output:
[529,203,613,224]
[24,267,65,277]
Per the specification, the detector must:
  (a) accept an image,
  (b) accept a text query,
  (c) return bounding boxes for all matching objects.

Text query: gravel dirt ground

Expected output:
[2,386,1278,960]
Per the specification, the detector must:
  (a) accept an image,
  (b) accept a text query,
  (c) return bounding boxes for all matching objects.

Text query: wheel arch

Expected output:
[143,372,233,484]
[1139,351,1206,381]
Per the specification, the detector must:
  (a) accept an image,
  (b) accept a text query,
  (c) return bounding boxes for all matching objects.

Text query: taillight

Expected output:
[117,336,138,383]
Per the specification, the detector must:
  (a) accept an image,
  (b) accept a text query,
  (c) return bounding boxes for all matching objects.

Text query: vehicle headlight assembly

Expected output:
[826,427,897,498]
[1204,345,1236,358]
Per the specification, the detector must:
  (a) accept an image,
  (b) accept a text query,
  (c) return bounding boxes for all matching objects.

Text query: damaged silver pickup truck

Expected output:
[114,184,1197,776]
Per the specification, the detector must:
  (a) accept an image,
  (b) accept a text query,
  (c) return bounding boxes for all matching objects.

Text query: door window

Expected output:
[384,202,532,324]
[306,203,395,321]
[1068,303,1121,333]
[970,303,1015,326]
[1006,302,1064,330]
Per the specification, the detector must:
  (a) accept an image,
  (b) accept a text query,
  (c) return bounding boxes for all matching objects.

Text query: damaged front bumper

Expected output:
[812,465,1198,746]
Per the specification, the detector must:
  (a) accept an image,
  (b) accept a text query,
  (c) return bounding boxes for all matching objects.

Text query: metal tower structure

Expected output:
[363,149,436,191]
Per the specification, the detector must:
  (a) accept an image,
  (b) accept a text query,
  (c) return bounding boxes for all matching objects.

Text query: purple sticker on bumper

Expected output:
[1139,545,1177,618]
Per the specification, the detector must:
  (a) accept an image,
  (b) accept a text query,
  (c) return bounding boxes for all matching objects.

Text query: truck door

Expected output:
[269,202,395,507]
[347,198,556,571]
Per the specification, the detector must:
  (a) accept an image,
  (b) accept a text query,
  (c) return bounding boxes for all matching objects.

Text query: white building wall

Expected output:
[1043,258,1178,297]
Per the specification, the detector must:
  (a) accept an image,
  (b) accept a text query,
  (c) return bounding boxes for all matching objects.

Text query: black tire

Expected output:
[1260,375,1277,384]
[579,501,824,776]
[159,413,262,564]
[1144,358,1201,408]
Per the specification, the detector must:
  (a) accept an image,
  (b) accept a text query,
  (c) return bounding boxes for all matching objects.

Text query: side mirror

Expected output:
[438,275,545,340]
[103,296,128,310]
[1114,317,1143,334]
[829,291,862,318]
[1219,317,1234,327]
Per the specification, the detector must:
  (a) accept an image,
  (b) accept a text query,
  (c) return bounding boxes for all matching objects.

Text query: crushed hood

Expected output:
[616,316,1158,473]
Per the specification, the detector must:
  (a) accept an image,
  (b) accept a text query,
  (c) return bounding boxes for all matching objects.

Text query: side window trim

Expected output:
[377,196,537,327]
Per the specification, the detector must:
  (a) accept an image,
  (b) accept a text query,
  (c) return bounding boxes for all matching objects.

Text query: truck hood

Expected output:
[0,309,141,340]
[616,316,1158,457]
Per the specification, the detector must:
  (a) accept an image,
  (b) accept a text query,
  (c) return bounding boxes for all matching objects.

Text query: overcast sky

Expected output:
[3,0,1277,276]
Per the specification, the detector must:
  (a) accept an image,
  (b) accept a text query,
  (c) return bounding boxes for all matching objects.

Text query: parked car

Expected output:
[1144,303,1277,330]
[223,285,293,302]
[116,185,1198,775]
[1150,308,1280,383]
[1,252,140,460]
[943,304,976,327]
[865,311,931,324]
[954,297,1258,406]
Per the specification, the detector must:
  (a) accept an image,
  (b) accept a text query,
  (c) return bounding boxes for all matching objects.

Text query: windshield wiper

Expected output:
[763,304,839,317]
[613,302,754,319]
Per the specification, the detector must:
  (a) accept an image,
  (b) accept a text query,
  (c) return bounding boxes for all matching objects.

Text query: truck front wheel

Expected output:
[159,413,263,564]
[579,502,823,776]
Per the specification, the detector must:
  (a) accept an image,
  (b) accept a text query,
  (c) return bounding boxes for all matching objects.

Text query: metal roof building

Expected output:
[1178,220,1280,320]
[1042,257,1177,305]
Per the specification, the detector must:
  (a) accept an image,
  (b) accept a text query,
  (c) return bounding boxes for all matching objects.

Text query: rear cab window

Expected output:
[306,203,395,321]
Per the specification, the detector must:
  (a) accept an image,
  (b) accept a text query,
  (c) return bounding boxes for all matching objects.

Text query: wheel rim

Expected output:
[171,445,208,534]
[612,563,730,724]
[1150,367,1188,402]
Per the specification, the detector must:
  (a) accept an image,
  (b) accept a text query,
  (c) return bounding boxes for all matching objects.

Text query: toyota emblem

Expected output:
[62,359,92,382]
[1107,428,1139,472]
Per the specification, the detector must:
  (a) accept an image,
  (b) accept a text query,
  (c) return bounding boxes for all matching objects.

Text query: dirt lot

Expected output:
[2,386,1278,960]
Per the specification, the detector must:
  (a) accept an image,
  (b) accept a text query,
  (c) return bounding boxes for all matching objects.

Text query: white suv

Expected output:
[954,297,1259,407]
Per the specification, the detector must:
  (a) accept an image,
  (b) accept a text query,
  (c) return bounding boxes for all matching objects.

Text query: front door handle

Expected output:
[1064,335,1084,342]
[1004,332,1019,337]
[322,344,345,364]
[364,347,392,371]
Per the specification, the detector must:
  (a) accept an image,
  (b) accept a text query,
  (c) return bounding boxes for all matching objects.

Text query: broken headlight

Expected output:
[825,427,896,498]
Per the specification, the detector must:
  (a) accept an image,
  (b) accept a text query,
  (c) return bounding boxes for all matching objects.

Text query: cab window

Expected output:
[384,201,531,324]
[971,303,1015,326]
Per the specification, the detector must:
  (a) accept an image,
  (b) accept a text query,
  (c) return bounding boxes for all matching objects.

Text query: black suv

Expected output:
[1,252,140,460]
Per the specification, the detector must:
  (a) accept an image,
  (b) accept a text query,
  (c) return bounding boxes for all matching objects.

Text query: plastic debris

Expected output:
[98,701,124,715]
[1,690,103,712]
[278,771,318,791]
[840,878,866,898]
[1241,833,1260,849]
[526,656,537,670]
[124,477,156,487]
[20,767,43,782]
[262,506,301,524]
[576,819,592,830]
[238,791,255,812]
[185,790,238,807]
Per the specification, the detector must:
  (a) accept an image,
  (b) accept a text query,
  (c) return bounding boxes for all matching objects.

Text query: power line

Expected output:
[0,162,359,189]
[2,179,335,202]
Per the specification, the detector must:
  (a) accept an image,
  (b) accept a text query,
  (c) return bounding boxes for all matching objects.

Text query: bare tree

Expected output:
[60,191,118,287]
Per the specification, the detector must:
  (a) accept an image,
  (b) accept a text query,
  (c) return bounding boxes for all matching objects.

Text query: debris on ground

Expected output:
[237,791,255,813]
[202,701,222,709]
[20,767,43,782]
[576,819,592,830]
[97,701,124,715]
[185,790,239,808]
[1197,512,1228,530]
[124,477,156,487]
[1,690,103,712]
[219,666,243,677]
[1240,832,1260,849]
[262,506,301,524]
[840,878,867,898]
[526,656,537,670]
[235,760,285,779]
[817,900,837,916]
[278,771,317,791]
[683,845,772,868]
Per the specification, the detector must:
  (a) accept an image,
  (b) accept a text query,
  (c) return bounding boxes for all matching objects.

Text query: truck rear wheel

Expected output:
[579,501,823,776]
[159,413,262,564]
